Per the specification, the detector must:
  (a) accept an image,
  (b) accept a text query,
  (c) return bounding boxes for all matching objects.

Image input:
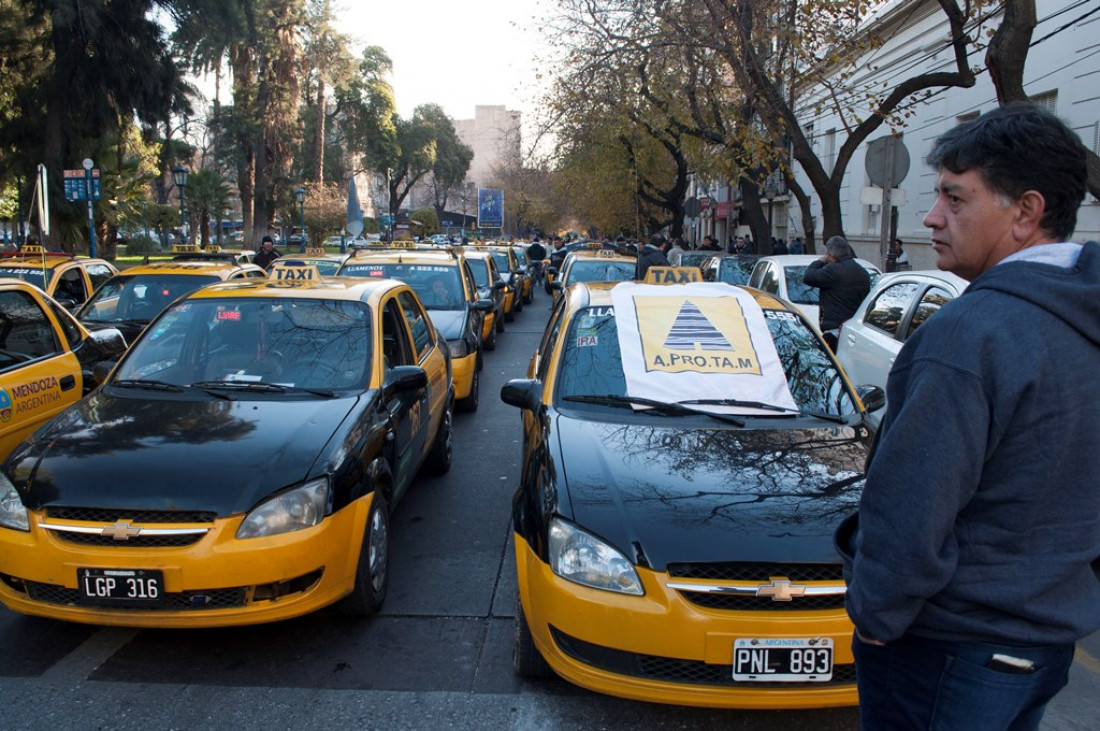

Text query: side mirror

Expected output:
[383,365,428,394]
[471,299,495,313]
[550,281,564,292]
[500,378,544,412]
[856,385,886,413]
[492,281,506,291]
[547,267,559,276]
[89,326,127,353]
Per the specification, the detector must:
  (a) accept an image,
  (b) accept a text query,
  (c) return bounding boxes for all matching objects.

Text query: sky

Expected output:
[339,0,551,122]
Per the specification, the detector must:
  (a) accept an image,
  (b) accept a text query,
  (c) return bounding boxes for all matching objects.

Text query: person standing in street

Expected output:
[635,234,670,279]
[836,103,1100,730]
[253,235,281,269]
[802,236,870,351]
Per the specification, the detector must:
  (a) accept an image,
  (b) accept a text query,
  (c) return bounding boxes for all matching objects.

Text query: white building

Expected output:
[788,0,1100,267]
[453,105,522,187]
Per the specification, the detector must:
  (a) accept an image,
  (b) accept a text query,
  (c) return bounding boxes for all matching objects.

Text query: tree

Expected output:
[186,168,234,245]
[300,0,356,184]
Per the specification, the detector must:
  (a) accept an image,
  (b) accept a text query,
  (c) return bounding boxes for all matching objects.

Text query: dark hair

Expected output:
[926,103,1087,241]
[261,235,274,244]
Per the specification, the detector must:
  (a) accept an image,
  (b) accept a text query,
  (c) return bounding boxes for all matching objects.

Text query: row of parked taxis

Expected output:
[0,240,533,628]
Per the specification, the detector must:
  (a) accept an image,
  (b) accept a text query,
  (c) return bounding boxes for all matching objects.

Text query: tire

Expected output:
[457,367,479,413]
[514,595,555,678]
[504,305,515,323]
[484,325,497,352]
[514,294,523,314]
[425,399,453,474]
[496,310,505,332]
[338,492,389,616]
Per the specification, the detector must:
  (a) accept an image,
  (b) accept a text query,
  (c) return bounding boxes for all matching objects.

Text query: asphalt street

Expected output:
[0,289,1095,730]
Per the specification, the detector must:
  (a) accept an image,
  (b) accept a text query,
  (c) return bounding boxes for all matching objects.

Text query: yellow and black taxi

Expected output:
[268,247,350,276]
[0,268,453,627]
[0,245,118,310]
[463,249,507,347]
[0,279,126,461]
[483,244,528,321]
[549,244,636,303]
[171,244,256,266]
[76,245,267,345]
[501,279,884,708]
[509,245,536,305]
[337,244,492,412]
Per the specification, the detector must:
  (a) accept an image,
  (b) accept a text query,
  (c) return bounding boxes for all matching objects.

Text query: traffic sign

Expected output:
[64,169,101,202]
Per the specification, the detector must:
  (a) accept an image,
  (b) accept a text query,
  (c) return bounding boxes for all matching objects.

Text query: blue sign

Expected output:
[63,169,101,202]
[478,188,503,229]
[380,214,396,227]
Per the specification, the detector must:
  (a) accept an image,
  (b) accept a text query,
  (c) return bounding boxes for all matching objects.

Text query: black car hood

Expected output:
[9,391,360,516]
[554,414,866,569]
[425,309,464,341]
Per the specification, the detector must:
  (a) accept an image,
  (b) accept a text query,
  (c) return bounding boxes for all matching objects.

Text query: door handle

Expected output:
[60,374,76,391]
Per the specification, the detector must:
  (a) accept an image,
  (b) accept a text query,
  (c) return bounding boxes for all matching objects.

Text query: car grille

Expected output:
[550,626,856,688]
[42,506,216,548]
[683,593,845,611]
[668,562,843,582]
[4,576,247,611]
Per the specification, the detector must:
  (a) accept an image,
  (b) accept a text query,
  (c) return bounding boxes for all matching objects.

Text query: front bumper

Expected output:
[0,493,374,628]
[515,535,858,709]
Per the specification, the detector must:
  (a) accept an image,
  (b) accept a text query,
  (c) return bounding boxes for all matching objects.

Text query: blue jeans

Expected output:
[853,632,1074,730]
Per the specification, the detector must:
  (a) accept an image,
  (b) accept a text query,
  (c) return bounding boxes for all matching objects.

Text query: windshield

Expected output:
[565,260,635,284]
[0,266,49,291]
[339,262,465,311]
[115,297,371,391]
[783,265,819,305]
[468,260,489,288]
[678,252,709,268]
[79,273,220,323]
[719,259,756,285]
[554,306,858,416]
[490,252,511,273]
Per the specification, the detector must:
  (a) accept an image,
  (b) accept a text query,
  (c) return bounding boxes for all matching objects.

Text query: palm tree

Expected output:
[186,169,233,246]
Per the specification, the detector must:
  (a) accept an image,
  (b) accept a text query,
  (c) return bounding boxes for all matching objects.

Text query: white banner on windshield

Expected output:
[610,282,797,413]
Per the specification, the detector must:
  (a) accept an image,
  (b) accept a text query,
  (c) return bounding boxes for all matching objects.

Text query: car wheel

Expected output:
[457,367,479,413]
[523,286,533,305]
[425,400,453,474]
[504,306,515,323]
[496,311,505,332]
[338,492,389,616]
[513,295,523,314]
[514,595,555,678]
[484,325,497,352]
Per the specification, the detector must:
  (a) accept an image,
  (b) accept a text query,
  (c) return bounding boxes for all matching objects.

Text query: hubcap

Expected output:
[368,507,388,592]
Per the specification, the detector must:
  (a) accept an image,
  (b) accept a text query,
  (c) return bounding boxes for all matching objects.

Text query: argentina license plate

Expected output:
[77,568,164,608]
[733,637,833,681]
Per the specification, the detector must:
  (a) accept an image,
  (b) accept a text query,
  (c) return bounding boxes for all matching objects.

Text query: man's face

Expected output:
[923,168,1019,280]
[262,241,274,253]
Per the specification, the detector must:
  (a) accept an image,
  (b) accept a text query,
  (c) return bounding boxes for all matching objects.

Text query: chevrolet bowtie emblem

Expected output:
[756,579,807,602]
[101,522,142,541]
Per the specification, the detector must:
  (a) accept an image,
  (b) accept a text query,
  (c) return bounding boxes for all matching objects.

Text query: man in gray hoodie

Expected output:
[837,104,1099,730]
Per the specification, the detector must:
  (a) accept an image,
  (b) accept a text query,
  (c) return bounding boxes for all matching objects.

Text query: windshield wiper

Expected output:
[189,381,337,398]
[681,398,850,424]
[112,379,184,393]
[562,394,745,427]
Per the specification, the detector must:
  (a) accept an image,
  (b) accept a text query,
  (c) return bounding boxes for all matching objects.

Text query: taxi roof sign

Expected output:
[304,247,326,255]
[273,264,322,282]
[644,266,703,284]
[21,245,46,255]
[173,244,201,253]
[596,249,619,257]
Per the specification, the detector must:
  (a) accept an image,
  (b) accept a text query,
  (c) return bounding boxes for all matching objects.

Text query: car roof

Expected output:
[341,247,462,266]
[0,251,111,271]
[871,269,969,293]
[183,273,411,305]
[109,259,265,277]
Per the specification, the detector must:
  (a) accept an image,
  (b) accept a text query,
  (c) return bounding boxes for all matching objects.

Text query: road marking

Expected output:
[1076,645,1100,675]
[40,627,139,684]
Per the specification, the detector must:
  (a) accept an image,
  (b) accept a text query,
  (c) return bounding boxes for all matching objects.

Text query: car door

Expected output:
[0,287,83,459]
[839,280,921,392]
[380,296,427,497]
[398,289,447,452]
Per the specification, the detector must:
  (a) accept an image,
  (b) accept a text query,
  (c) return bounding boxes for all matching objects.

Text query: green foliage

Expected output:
[125,234,160,255]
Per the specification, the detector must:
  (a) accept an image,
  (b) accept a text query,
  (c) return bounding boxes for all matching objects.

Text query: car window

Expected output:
[718,259,755,286]
[460,260,478,301]
[783,265,818,304]
[0,266,48,291]
[0,289,62,369]
[469,260,489,288]
[56,267,88,303]
[116,297,371,390]
[760,264,780,295]
[566,260,635,284]
[80,274,220,323]
[46,299,84,348]
[552,305,858,415]
[864,282,919,336]
[905,286,954,339]
[381,299,414,370]
[536,297,568,383]
[397,290,433,358]
[340,263,465,312]
[85,263,115,292]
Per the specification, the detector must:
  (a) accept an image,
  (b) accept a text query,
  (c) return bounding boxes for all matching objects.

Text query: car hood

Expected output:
[425,308,465,341]
[8,391,361,516]
[554,414,866,569]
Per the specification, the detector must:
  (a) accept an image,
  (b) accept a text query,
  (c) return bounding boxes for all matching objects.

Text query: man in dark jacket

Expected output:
[253,235,280,269]
[837,104,1098,730]
[635,234,670,279]
[802,236,870,351]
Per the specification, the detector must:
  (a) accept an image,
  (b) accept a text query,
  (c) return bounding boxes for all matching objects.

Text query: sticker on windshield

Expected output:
[611,282,797,413]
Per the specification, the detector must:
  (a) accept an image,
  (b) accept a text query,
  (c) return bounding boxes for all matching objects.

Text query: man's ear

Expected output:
[1014,190,1047,242]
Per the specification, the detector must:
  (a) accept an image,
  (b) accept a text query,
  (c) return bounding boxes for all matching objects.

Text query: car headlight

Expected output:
[447,337,470,359]
[548,518,644,595]
[236,477,330,539]
[0,474,30,532]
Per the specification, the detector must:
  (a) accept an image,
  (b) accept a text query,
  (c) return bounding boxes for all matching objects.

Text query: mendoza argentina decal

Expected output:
[6,376,63,417]
[610,282,797,414]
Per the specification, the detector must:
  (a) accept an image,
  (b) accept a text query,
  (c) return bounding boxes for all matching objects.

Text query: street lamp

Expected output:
[82,158,98,257]
[294,186,307,252]
[764,184,777,244]
[172,165,189,244]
